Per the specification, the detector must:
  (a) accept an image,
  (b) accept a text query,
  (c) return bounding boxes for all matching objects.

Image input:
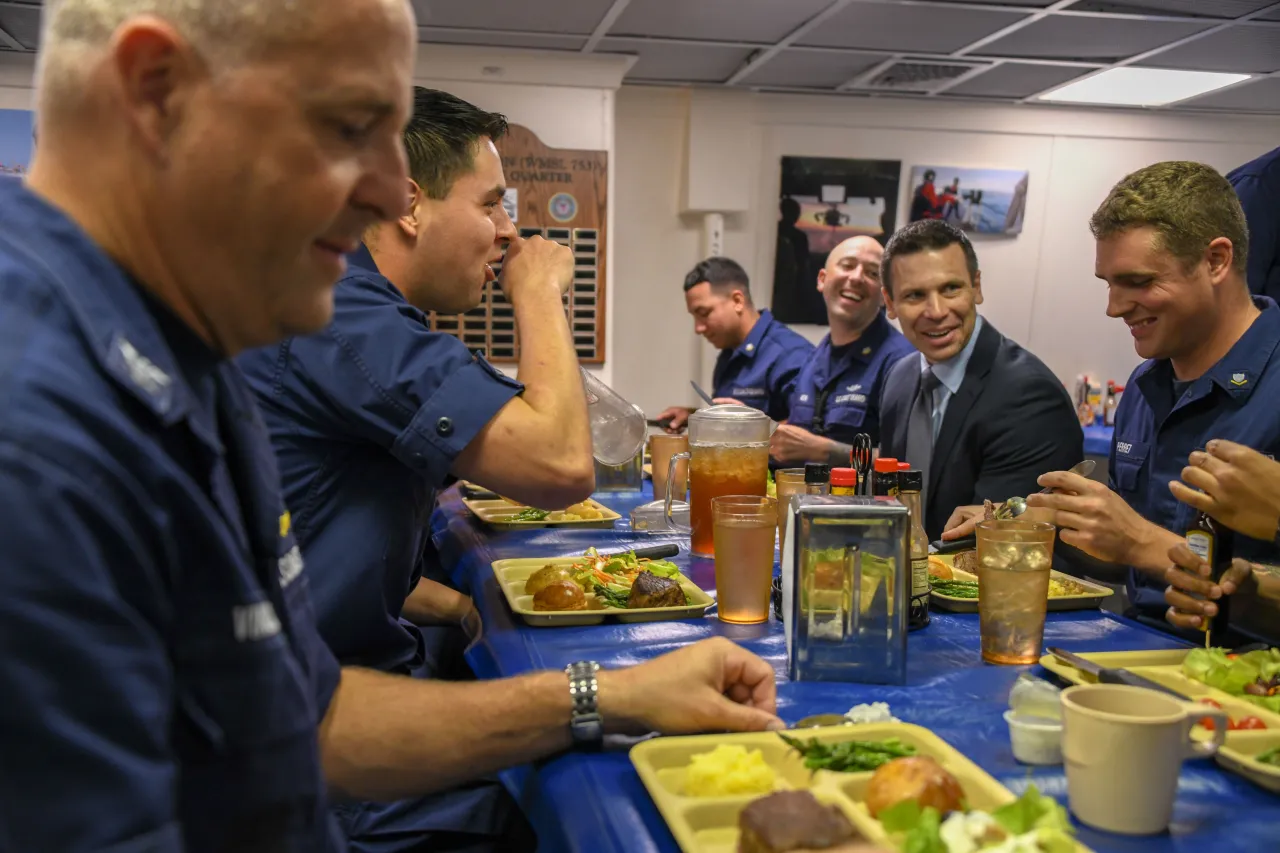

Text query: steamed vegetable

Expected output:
[930,579,979,598]
[778,734,916,773]
[512,507,551,521]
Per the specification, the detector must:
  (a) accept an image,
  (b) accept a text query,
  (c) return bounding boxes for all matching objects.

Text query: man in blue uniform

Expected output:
[771,236,915,467]
[0,1,788,848]
[237,87,594,850]
[1026,162,1280,643]
[657,257,814,430]
[1228,145,1279,303]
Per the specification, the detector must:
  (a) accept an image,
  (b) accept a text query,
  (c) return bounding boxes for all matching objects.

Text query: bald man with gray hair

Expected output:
[771,236,917,466]
[0,4,787,850]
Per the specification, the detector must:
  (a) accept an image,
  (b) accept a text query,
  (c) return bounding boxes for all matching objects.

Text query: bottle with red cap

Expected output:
[872,458,900,498]
[829,468,858,496]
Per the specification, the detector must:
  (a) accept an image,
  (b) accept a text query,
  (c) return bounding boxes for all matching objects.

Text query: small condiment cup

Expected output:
[1004,709,1063,765]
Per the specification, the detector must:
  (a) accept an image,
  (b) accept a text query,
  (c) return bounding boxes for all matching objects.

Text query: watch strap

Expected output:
[565,661,603,750]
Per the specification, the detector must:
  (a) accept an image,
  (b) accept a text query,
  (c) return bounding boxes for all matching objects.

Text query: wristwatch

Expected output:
[565,660,603,750]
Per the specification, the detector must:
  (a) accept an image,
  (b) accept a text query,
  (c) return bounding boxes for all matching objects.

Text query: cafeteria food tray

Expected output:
[928,555,1113,613]
[1040,649,1280,793]
[631,723,1094,853]
[463,498,620,530]
[492,556,713,626]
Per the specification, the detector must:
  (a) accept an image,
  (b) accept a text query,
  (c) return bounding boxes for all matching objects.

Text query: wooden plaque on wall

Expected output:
[428,124,608,364]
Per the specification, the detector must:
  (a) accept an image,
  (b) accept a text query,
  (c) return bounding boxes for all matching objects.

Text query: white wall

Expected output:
[0,46,631,384]
[611,85,1280,417]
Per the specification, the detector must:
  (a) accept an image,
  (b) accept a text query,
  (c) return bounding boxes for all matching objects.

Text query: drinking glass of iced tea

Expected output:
[664,405,771,556]
[774,468,808,561]
[976,520,1056,665]
[713,495,778,624]
[649,433,688,503]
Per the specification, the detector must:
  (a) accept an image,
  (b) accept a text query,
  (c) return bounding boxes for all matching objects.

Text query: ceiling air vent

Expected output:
[854,60,991,94]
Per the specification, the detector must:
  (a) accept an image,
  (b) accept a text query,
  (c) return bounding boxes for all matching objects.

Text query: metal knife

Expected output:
[1047,647,1187,698]
[604,543,680,561]
[690,380,716,407]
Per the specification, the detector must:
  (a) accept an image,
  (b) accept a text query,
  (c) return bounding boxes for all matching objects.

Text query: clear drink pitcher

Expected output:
[580,367,647,466]
[664,405,772,556]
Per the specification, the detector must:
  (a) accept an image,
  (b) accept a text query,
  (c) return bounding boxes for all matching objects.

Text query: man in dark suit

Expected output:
[878,220,1082,540]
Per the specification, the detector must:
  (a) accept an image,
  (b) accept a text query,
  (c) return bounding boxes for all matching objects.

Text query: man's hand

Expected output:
[598,637,783,735]
[769,423,832,466]
[498,235,574,302]
[656,406,695,433]
[942,505,985,541]
[1163,544,1254,630]
[1169,439,1280,542]
[1026,471,1175,569]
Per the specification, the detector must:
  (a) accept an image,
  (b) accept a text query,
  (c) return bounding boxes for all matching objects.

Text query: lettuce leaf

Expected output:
[644,559,680,578]
[992,785,1072,837]
[1184,647,1280,713]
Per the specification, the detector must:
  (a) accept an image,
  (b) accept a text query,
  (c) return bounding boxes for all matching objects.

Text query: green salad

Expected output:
[567,547,685,609]
[879,785,1075,853]
[1184,648,1280,714]
[1256,746,1280,767]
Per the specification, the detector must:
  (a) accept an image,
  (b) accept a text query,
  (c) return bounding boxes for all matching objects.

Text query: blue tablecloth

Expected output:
[430,485,1279,853]
[1083,424,1113,459]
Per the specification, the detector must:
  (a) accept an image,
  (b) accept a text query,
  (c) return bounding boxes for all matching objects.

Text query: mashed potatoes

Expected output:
[547,501,605,521]
[684,745,777,797]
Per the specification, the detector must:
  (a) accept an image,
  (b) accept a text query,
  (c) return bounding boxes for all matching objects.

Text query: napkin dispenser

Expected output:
[783,496,909,685]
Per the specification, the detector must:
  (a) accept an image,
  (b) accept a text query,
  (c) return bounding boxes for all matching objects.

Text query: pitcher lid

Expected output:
[691,404,769,421]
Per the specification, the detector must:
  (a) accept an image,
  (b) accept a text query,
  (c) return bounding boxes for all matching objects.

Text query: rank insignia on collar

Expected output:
[1230,373,1248,387]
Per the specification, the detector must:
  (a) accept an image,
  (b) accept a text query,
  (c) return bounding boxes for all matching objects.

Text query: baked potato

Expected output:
[864,756,964,819]
[524,564,576,595]
[532,580,587,611]
[927,556,952,580]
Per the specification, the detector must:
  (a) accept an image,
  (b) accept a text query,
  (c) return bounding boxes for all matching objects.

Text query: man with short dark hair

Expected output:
[878,220,1081,540]
[238,87,595,849]
[1020,161,1280,644]
[657,256,814,431]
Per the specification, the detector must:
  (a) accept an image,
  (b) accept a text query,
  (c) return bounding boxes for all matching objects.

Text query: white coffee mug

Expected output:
[1061,684,1228,835]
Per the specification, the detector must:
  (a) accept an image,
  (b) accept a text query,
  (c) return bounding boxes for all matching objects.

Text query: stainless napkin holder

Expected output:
[783,496,909,685]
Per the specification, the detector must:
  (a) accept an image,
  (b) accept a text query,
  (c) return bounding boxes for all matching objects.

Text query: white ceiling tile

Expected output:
[611,0,833,44]
[412,0,614,35]
[1066,0,1280,17]
[1136,26,1280,72]
[943,62,1090,97]
[1178,76,1280,110]
[796,1,1028,53]
[598,38,753,82]
[979,15,1210,61]
[741,49,885,88]
[420,29,586,51]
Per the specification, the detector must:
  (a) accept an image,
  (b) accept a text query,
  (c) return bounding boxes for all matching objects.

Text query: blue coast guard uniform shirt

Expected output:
[1228,146,1280,303]
[0,178,343,851]
[238,244,523,676]
[712,309,815,422]
[787,311,915,448]
[1111,297,1280,643]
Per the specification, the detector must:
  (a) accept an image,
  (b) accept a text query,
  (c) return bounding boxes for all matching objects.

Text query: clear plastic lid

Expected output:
[687,404,773,445]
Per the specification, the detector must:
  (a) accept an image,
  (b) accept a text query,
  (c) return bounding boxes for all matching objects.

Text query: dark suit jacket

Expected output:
[880,319,1084,540]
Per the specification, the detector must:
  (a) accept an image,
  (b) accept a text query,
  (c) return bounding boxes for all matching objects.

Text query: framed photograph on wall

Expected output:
[908,165,1029,237]
[772,156,901,325]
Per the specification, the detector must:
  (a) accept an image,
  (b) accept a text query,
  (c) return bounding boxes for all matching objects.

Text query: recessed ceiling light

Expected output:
[1036,67,1250,107]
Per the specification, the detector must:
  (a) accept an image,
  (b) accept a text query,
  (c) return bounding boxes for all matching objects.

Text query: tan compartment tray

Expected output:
[631,722,1093,853]
[1040,648,1280,793]
[493,556,713,626]
[463,497,621,530]
[928,555,1113,613]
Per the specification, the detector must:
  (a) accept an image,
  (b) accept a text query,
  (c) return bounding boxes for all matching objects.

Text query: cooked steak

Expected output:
[738,791,861,853]
[954,550,979,575]
[627,571,686,608]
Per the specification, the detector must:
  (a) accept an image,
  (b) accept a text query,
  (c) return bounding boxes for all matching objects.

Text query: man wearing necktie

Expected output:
[877,220,1082,540]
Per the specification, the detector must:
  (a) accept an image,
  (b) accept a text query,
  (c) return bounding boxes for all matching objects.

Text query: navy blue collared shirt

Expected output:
[0,179,342,851]
[1112,297,1280,642]
[787,311,915,448]
[1229,146,1280,304]
[713,309,815,422]
[238,245,523,675]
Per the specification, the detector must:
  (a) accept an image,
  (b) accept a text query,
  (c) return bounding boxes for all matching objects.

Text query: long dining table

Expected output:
[429,483,1279,853]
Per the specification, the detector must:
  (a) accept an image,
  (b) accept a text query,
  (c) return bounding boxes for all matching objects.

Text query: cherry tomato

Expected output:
[1236,717,1267,730]
[1200,699,1223,708]
[1198,717,1218,731]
